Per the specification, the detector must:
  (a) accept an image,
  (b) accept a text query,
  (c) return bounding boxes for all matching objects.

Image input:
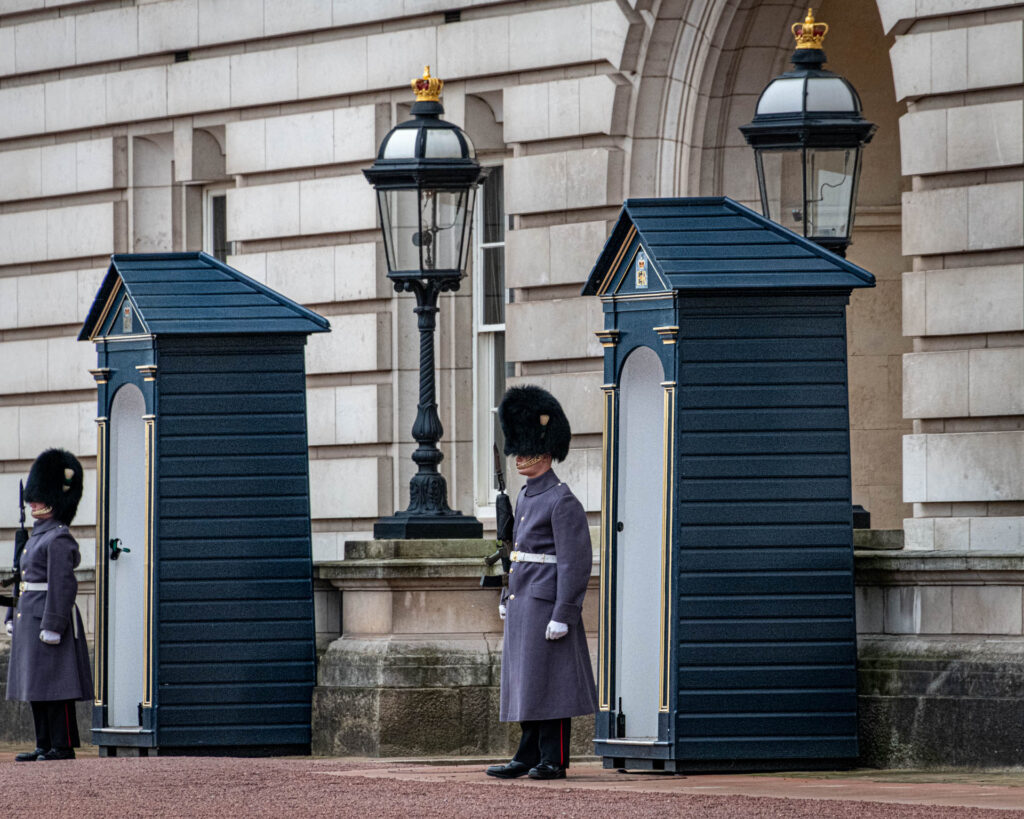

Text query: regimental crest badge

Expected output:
[635,250,648,289]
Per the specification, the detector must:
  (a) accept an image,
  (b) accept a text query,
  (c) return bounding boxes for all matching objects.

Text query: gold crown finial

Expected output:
[412,66,443,103]
[792,8,828,50]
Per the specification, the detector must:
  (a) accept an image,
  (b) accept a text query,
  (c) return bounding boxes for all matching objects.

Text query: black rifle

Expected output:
[482,445,514,588]
[0,481,27,609]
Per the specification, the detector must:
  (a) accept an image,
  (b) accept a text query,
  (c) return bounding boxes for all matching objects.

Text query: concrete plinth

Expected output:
[312,539,598,758]
[855,550,1024,767]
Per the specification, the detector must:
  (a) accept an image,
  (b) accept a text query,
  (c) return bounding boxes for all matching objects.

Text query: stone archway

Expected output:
[622,0,910,529]
[624,0,804,200]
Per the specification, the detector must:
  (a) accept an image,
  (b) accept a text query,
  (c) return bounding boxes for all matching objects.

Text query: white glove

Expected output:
[39,629,61,645]
[545,620,568,641]
[4,621,11,636]
[498,604,507,620]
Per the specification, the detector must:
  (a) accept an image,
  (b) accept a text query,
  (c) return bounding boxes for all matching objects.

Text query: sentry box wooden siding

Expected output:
[78,252,330,756]
[582,198,874,772]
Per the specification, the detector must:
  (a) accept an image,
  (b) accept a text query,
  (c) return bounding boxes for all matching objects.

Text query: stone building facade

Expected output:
[0,0,1022,763]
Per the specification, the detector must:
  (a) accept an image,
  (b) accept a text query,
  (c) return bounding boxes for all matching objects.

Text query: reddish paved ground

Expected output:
[1,748,1023,817]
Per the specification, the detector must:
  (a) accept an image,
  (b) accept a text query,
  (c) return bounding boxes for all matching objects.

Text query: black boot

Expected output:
[38,748,75,761]
[485,760,532,779]
[528,762,567,780]
[14,747,45,762]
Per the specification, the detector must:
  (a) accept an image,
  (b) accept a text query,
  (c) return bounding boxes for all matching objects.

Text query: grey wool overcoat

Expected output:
[6,518,93,702]
[499,469,598,722]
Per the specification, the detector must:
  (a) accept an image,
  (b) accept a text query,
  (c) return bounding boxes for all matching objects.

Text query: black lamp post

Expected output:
[740,9,876,257]
[364,67,485,539]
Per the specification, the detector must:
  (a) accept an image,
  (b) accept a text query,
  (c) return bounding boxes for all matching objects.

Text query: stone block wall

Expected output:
[884,1,1024,551]
[0,0,925,569]
[0,0,640,565]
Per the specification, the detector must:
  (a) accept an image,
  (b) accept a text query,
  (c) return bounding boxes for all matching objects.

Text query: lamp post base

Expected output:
[373,511,483,540]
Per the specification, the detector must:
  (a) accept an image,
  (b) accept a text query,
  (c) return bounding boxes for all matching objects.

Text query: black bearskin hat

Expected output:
[24,448,84,525]
[499,385,572,462]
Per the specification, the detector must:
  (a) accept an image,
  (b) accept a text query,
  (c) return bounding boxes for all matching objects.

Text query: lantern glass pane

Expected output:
[382,128,418,159]
[424,129,463,158]
[756,149,805,234]
[381,189,422,272]
[805,147,857,240]
[755,77,804,115]
[419,188,470,272]
[805,77,857,112]
[459,185,477,273]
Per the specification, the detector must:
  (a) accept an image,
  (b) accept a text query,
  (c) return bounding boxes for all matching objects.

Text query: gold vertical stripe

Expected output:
[143,417,155,707]
[659,386,675,713]
[94,419,106,706]
[599,386,616,711]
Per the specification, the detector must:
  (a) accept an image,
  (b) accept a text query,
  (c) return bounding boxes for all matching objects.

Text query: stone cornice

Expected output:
[855,550,1024,584]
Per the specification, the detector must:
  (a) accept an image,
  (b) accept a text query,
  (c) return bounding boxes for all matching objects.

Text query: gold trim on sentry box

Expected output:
[659,383,676,713]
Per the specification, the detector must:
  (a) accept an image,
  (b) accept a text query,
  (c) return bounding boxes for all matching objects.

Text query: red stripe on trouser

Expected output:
[559,721,564,766]
[65,703,71,747]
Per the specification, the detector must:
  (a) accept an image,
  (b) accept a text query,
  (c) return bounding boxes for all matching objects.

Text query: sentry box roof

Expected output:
[80,252,330,341]
[582,197,875,297]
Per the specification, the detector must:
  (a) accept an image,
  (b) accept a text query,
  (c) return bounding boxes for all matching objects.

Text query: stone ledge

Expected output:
[856,551,1024,583]
[860,634,1024,666]
[316,540,601,586]
[344,539,497,560]
[853,529,903,550]
[317,559,505,583]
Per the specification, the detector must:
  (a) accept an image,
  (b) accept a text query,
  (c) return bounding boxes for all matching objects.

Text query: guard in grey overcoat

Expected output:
[486,386,597,781]
[5,449,92,761]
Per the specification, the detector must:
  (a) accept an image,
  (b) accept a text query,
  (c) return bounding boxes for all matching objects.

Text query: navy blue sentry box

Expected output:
[582,198,874,772]
[79,252,329,756]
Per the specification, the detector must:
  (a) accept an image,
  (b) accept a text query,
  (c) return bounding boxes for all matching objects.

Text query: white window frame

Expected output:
[472,166,507,515]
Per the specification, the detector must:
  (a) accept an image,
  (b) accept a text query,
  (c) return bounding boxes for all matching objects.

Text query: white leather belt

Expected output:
[510,551,557,564]
[20,581,47,592]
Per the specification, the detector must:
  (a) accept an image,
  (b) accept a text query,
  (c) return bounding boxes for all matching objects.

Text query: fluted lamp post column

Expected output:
[740,8,876,257]
[363,67,485,539]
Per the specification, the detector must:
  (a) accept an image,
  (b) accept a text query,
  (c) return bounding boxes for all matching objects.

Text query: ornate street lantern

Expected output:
[740,9,876,257]
[363,67,485,539]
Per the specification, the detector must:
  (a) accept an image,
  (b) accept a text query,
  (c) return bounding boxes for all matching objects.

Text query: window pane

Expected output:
[459,187,477,273]
[482,167,504,244]
[491,333,506,489]
[482,247,505,324]
[211,195,228,261]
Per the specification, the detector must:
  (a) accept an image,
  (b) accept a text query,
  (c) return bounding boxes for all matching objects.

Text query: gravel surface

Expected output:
[0,757,1022,818]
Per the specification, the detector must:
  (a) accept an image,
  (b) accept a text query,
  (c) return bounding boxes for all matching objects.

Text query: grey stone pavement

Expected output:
[2,744,1024,817]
